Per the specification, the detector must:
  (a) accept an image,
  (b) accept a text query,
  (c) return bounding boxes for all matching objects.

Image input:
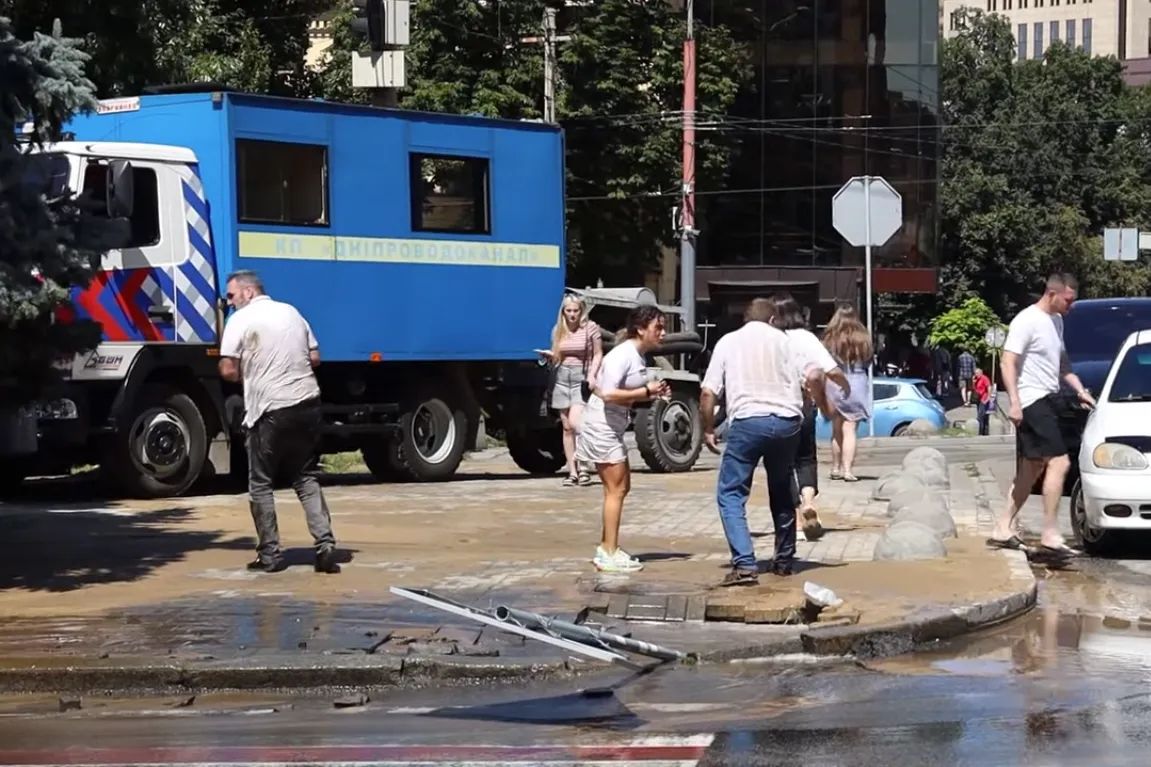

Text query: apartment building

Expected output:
[941,0,1151,61]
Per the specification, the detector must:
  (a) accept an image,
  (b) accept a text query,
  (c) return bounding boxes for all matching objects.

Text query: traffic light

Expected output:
[351,0,386,50]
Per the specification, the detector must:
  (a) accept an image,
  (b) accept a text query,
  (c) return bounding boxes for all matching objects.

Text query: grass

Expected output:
[320,450,367,475]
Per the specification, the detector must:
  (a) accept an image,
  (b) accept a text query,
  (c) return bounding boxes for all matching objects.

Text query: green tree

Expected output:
[926,297,1002,356]
[940,9,1151,317]
[0,17,121,401]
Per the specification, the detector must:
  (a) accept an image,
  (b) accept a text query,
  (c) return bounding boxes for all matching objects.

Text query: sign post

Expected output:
[984,324,1007,406]
[832,176,903,437]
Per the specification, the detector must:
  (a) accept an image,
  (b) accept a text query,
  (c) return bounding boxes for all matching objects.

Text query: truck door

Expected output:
[76,158,179,343]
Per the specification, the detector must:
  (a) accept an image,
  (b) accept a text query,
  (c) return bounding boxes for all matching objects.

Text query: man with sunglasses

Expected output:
[219,270,339,574]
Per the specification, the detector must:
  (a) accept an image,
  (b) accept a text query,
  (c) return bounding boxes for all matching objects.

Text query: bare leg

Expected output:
[597,461,631,553]
[1040,455,1071,548]
[830,417,844,476]
[992,458,1042,541]
[841,419,859,479]
[559,409,576,477]
[568,403,588,478]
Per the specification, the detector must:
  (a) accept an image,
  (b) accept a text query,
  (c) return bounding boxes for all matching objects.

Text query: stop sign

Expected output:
[832,176,903,247]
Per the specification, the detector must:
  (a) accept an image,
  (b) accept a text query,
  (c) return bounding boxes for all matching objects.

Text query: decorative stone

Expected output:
[873,520,948,561]
[902,446,947,471]
[907,418,942,437]
[872,471,927,502]
[887,484,950,517]
[890,504,957,540]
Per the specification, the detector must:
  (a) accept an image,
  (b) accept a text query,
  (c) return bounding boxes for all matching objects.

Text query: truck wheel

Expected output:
[360,437,407,481]
[636,387,702,473]
[506,427,566,475]
[392,395,467,481]
[109,384,207,498]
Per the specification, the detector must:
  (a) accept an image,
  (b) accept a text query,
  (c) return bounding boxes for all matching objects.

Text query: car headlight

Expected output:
[1092,443,1150,470]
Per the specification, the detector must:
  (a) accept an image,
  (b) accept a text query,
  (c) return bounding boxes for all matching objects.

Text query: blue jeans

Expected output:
[717,414,802,570]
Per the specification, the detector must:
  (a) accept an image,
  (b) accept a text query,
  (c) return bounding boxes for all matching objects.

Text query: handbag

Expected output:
[579,323,594,401]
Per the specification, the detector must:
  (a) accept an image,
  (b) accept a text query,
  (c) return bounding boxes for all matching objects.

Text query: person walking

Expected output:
[576,305,669,573]
[766,294,847,542]
[218,270,339,574]
[957,348,977,406]
[987,273,1094,557]
[972,366,993,436]
[700,298,833,586]
[821,305,873,482]
[539,293,603,486]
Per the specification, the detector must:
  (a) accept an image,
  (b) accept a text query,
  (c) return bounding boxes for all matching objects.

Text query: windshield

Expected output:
[21,153,71,198]
[1065,303,1151,364]
[1107,343,1151,402]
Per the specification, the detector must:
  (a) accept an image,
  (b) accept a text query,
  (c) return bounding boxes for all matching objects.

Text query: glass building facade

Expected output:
[691,0,941,312]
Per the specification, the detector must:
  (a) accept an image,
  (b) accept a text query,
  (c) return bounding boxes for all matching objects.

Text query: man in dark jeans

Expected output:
[219,270,339,574]
[701,298,832,586]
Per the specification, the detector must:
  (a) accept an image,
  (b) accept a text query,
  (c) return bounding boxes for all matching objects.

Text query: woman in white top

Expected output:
[576,305,670,573]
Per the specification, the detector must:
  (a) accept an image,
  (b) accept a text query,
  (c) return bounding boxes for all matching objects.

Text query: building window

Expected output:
[409,154,491,234]
[1083,17,1092,54]
[1004,0,1012,9]
[1066,19,1076,47]
[1021,0,1028,8]
[1050,20,1060,43]
[1034,22,1044,58]
[236,139,329,226]
[950,10,966,31]
[81,164,161,248]
[1018,23,1028,60]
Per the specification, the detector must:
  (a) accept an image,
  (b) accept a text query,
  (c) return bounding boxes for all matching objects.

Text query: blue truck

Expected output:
[6,88,703,497]
[8,89,567,496]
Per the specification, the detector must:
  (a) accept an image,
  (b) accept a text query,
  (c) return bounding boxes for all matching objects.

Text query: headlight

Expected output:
[1092,443,1149,470]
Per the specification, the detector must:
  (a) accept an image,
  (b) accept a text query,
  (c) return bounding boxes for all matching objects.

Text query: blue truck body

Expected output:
[64,91,566,362]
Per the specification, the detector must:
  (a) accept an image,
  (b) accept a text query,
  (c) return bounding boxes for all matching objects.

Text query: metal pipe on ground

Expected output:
[494,605,691,664]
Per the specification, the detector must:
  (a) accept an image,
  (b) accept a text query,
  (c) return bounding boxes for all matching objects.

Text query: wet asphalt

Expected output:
[4,438,1151,765]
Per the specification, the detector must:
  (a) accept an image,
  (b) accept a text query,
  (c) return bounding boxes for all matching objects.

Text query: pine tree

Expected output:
[0,17,119,401]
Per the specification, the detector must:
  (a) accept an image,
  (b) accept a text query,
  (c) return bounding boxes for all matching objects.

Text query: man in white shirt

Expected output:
[700,297,833,586]
[219,270,338,574]
[989,273,1095,557]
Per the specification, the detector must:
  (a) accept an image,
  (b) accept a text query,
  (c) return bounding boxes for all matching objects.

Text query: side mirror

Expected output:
[106,159,134,218]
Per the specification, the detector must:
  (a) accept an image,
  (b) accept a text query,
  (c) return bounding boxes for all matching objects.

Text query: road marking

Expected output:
[0,735,716,766]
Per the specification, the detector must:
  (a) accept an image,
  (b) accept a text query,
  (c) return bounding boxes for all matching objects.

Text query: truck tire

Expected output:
[636,386,703,473]
[506,426,566,475]
[360,437,407,481]
[392,394,467,482]
[108,384,207,498]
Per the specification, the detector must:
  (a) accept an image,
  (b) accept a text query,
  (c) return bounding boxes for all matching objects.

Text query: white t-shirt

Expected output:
[582,341,648,436]
[1003,303,1065,409]
[702,322,817,421]
[785,328,838,375]
[220,295,322,427]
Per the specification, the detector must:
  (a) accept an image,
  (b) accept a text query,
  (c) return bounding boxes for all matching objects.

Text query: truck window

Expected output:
[236,139,328,226]
[410,153,490,234]
[80,163,161,248]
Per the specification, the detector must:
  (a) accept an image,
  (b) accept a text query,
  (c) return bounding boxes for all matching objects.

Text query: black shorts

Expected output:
[1016,395,1067,460]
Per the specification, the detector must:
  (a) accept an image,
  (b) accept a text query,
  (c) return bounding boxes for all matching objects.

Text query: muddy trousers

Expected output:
[246,398,336,562]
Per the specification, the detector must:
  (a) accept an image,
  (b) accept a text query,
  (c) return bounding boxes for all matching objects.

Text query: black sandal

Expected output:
[986,535,1026,551]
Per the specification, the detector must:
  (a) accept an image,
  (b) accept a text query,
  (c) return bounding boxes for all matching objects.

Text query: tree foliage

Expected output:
[940,9,1151,319]
[926,297,1002,356]
[0,17,121,400]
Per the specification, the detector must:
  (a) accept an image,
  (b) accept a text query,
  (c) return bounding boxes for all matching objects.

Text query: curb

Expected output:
[798,549,1036,659]
[0,654,581,695]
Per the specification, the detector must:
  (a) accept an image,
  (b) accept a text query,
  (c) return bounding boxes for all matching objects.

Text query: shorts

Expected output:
[575,420,628,465]
[551,365,587,410]
[1016,395,1067,460]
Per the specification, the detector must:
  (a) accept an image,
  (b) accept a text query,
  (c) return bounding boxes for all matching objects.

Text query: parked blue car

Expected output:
[815,376,948,440]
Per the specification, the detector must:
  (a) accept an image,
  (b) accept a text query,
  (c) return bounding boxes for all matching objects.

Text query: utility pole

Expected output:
[522,7,569,123]
[680,0,698,332]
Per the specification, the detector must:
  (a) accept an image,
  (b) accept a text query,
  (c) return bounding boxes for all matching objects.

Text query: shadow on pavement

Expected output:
[0,505,253,593]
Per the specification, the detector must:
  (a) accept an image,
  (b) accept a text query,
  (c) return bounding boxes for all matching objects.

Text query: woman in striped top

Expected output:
[539,294,603,485]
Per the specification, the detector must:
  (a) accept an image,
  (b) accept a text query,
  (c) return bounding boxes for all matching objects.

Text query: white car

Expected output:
[1072,328,1151,555]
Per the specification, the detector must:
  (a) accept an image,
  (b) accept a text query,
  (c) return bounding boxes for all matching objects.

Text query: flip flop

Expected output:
[986,535,1027,551]
[1037,543,1083,558]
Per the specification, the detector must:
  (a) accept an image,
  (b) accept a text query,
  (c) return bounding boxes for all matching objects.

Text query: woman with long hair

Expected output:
[576,305,669,573]
[539,294,603,486]
[821,304,873,482]
[768,294,847,540]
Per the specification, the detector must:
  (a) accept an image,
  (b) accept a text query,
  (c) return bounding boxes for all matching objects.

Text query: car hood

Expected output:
[1084,401,1151,448]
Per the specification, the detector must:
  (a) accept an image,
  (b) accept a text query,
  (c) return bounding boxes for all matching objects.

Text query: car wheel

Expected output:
[1070,478,1114,556]
[892,422,911,437]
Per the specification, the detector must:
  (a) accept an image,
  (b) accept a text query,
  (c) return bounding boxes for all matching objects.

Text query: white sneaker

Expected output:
[593,546,644,573]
